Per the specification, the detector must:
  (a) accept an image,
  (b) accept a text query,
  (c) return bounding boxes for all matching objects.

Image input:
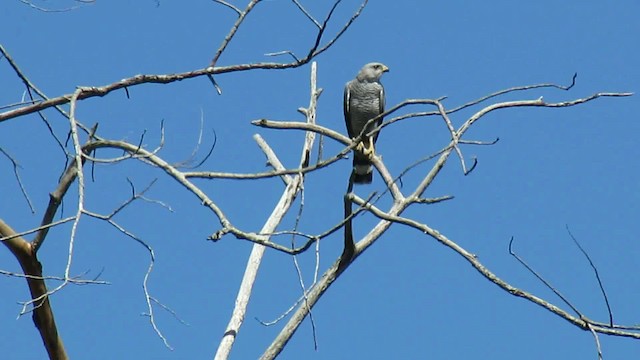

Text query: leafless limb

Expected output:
[128,179,174,211]
[511,234,612,359]
[79,178,173,348]
[172,110,217,170]
[139,243,169,349]
[1,0,368,123]
[289,190,320,349]
[257,296,305,326]
[231,91,636,243]
[565,225,613,326]
[78,136,311,256]
[291,63,325,348]
[287,63,322,349]
[185,156,337,179]
[587,323,604,360]
[22,89,89,321]
[18,0,94,12]
[509,237,583,316]
[0,99,39,110]
[264,50,301,62]
[0,44,67,155]
[184,141,351,180]
[0,217,76,243]
[210,0,261,67]
[0,114,98,359]
[433,99,471,175]
[2,2,636,357]
[150,296,190,326]
[413,195,454,204]
[372,74,623,135]
[308,0,368,59]
[88,209,168,349]
[64,89,85,278]
[84,191,171,350]
[447,72,578,114]
[83,123,166,165]
[355,198,640,339]
[291,0,321,28]
[372,73,582,132]
[214,62,321,360]
[259,89,635,360]
[257,195,373,330]
[1,90,169,358]
[0,269,109,285]
[0,147,35,212]
[0,1,372,358]
[459,138,499,145]
[259,199,369,243]
[212,0,241,16]
[0,220,68,360]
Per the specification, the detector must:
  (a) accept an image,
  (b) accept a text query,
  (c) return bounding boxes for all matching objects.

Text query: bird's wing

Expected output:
[343,81,356,139]
[373,84,385,143]
[378,85,385,115]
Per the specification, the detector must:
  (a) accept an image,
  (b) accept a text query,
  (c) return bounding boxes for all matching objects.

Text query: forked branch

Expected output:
[260,87,633,359]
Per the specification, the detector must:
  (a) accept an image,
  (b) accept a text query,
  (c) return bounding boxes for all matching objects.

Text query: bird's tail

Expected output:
[352,151,373,184]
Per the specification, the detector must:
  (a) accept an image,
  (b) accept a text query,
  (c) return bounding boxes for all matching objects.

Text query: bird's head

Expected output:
[357,62,389,82]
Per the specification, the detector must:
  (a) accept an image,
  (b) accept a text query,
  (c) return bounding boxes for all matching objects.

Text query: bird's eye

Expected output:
[374,65,380,69]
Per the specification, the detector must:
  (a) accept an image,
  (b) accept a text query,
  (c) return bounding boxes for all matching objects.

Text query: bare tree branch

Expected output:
[291,0,321,28]
[18,0,94,12]
[212,0,242,16]
[210,0,261,67]
[0,146,35,212]
[260,89,636,359]
[0,0,368,123]
[32,124,98,253]
[0,220,68,360]
[565,225,613,326]
[2,2,636,356]
[214,62,321,360]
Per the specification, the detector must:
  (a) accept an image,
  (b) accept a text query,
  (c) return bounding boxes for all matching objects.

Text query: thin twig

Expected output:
[18,0,89,12]
[210,0,261,67]
[0,147,35,212]
[508,237,582,317]
[291,0,321,28]
[213,0,242,15]
[565,225,613,326]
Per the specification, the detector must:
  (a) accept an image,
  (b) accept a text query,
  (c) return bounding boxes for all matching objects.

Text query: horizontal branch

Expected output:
[184,147,349,180]
[355,196,640,340]
[1,0,370,124]
[459,92,633,134]
[85,135,324,257]
[0,62,330,123]
[251,119,351,145]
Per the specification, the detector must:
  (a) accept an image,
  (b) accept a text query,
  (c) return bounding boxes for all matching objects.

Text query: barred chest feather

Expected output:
[349,82,383,119]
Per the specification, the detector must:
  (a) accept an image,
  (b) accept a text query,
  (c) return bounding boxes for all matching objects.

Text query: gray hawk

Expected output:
[344,62,389,184]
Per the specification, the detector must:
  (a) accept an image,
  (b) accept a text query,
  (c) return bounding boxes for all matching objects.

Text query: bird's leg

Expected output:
[354,140,366,153]
[362,137,375,159]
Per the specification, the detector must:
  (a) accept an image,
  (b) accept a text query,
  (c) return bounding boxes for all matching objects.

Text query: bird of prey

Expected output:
[344,62,389,184]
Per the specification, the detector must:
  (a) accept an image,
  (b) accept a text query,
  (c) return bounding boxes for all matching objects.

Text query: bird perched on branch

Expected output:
[344,62,389,184]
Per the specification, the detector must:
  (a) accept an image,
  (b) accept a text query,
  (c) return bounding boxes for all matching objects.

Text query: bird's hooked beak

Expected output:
[382,65,390,73]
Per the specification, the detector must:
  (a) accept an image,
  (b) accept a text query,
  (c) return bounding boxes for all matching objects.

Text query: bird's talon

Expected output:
[363,142,375,158]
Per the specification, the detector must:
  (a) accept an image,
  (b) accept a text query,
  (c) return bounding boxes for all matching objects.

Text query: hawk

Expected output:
[344,62,389,184]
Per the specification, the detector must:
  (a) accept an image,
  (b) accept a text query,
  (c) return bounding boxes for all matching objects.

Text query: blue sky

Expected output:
[1,0,639,359]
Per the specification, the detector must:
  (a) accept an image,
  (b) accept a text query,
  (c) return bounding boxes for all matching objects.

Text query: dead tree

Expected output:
[1,1,636,360]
